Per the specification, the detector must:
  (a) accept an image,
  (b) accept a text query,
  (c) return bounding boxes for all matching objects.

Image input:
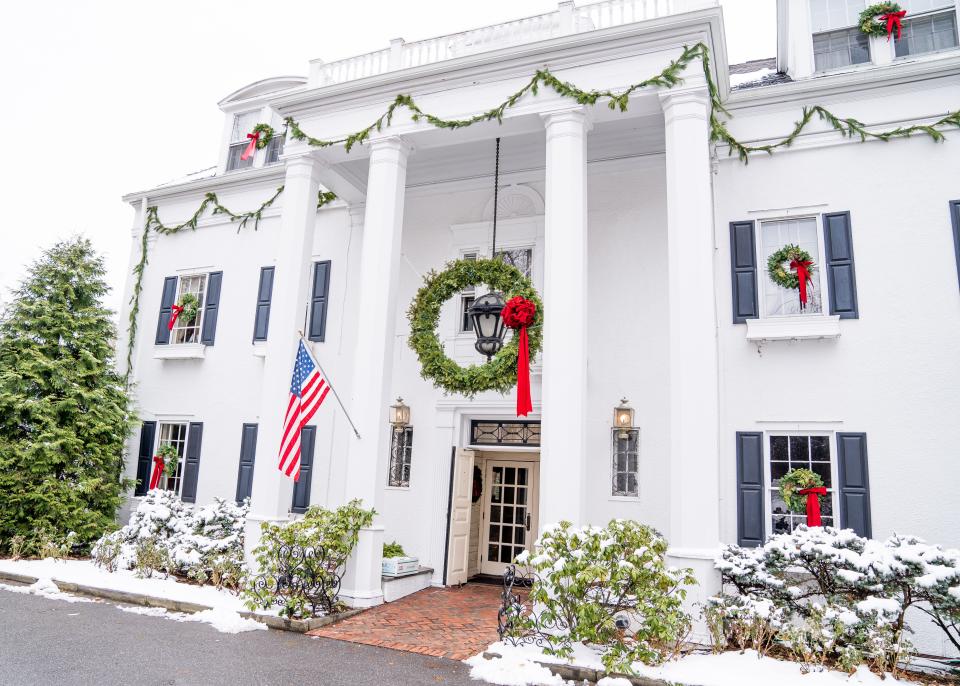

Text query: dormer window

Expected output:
[264,131,285,165]
[894,1,958,57]
[810,0,871,71]
[226,110,259,171]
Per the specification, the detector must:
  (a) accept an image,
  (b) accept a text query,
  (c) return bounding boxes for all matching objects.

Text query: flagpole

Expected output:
[299,334,362,440]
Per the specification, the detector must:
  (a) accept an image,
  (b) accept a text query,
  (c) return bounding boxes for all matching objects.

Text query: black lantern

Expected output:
[468,291,507,360]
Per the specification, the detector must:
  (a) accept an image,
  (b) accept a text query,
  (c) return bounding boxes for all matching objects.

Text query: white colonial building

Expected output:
[118,0,960,652]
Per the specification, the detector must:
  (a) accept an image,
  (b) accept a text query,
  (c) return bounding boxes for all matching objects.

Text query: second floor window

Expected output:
[810,0,871,70]
[172,274,207,344]
[226,111,259,171]
[759,217,826,317]
[895,3,959,57]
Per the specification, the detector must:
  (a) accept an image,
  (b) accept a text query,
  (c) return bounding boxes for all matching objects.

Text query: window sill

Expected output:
[153,344,206,360]
[252,342,267,357]
[745,315,841,342]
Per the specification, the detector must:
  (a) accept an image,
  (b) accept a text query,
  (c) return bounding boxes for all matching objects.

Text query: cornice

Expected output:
[122,165,286,206]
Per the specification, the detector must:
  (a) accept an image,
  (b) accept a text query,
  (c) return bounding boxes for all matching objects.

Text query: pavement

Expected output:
[0,589,481,686]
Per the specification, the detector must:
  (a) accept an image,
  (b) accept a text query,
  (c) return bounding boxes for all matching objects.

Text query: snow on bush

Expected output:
[506,519,695,674]
[91,490,248,590]
[711,526,960,675]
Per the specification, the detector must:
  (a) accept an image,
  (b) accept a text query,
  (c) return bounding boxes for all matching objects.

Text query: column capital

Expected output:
[282,151,325,178]
[658,87,711,126]
[367,134,415,156]
[540,105,593,132]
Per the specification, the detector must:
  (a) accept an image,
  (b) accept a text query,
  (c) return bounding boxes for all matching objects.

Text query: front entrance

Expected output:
[479,460,539,576]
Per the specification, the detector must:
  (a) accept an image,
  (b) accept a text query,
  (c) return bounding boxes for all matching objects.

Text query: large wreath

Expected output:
[767,244,814,291]
[407,259,543,396]
[858,2,903,37]
[779,468,825,514]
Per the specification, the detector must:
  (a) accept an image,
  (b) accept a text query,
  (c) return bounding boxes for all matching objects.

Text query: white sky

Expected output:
[0,0,775,316]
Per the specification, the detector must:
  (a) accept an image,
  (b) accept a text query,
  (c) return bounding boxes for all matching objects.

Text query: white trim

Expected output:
[746,315,842,341]
[153,343,205,360]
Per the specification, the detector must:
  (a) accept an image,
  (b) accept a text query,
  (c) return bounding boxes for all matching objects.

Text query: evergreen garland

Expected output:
[407,258,543,396]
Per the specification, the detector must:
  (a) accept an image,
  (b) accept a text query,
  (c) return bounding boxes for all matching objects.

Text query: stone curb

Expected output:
[0,570,362,633]
[482,651,683,686]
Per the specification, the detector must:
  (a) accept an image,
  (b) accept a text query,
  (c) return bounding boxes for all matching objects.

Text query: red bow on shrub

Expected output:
[881,10,907,41]
[798,486,827,527]
[168,304,184,331]
[149,455,165,490]
[790,258,813,309]
[502,296,536,417]
[240,131,259,161]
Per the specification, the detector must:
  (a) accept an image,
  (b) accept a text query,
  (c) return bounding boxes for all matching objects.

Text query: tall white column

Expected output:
[340,135,411,606]
[247,154,322,539]
[539,108,590,528]
[659,88,720,553]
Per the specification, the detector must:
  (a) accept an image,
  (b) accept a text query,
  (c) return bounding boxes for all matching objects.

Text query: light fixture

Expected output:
[613,398,635,439]
[389,397,410,433]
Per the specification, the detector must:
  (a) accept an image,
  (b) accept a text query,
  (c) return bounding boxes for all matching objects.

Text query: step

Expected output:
[381,566,433,603]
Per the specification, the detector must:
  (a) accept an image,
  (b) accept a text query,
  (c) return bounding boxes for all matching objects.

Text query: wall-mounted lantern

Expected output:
[613,398,635,439]
[389,397,411,433]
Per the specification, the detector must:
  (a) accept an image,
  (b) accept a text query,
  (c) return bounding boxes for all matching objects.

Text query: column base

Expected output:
[667,547,721,645]
[339,525,385,608]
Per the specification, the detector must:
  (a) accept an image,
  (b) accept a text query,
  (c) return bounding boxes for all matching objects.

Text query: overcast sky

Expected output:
[0,0,775,316]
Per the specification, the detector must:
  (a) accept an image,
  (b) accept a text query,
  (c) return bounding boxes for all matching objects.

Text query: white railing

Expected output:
[309,0,717,86]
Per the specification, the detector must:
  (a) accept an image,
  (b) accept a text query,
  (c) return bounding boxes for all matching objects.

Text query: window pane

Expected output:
[810,0,865,32]
[811,436,830,462]
[264,134,285,165]
[230,111,260,142]
[811,460,832,486]
[813,27,871,71]
[761,218,823,316]
[488,544,499,562]
[895,10,958,57]
[770,436,788,461]
[771,461,789,482]
[226,142,254,172]
[789,436,810,465]
[490,505,500,523]
[496,248,533,279]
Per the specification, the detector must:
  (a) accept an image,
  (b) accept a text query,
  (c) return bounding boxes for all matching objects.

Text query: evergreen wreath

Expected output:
[250,123,275,150]
[858,3,904,37]
[157,444,180,478]
[779,468,825,514]
[176,293,200,324]
[407,258,542,396]
[767,244,815,290]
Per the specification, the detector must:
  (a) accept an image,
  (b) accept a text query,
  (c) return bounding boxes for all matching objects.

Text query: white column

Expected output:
[659,88,721,552]
[246,154,322,544]
[539,108,590,528]
[340,135,411,606]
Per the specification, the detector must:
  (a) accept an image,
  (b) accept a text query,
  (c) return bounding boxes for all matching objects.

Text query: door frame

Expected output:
[478,458,540,577]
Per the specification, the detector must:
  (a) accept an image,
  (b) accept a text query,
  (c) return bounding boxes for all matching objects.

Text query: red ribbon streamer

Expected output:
[240,131,259,161]
[168,304,184,331]
[880,11,906,41]
[798,487,828,527]
[790,259,813,309]
[502,296,536,417]
[149,455,165,490]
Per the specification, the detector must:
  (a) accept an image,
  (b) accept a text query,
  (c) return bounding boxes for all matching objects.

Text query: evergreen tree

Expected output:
[0,237,133,554]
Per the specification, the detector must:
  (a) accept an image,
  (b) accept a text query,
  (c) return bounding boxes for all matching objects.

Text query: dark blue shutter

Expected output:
[252,267,275,342]
[736,432,765,547]
[730,221,759,323]
[837,432,871,538]
[235,423,258,503]
[200,271,223,345]
[155,277,178,345]
[308,261,331,342]
[823,212,859,319]
[180,422,204,503]
[134,421,157,496]
[950,200,960,289]
[291,426,316,513]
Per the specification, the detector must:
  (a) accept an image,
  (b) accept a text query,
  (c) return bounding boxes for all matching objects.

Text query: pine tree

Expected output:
[0,237,133,554]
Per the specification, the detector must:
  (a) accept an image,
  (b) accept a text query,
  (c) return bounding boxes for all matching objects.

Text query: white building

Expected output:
[118,0,960,652]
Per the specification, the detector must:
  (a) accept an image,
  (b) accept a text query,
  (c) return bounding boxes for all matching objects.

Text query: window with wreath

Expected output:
[611,429,639,497]
[810,0,872,71]
[759,217,826,317]
[226,110,259,171]
[895,1,959,57]
[171,274,207,344]
[387,427,413,488]
[157,422,189,495]
[769,434,835,534]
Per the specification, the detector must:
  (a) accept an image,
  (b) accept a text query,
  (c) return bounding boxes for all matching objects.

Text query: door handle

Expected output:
[526,513,531,531]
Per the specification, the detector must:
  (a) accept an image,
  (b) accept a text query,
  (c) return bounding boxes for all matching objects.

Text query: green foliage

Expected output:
[767,244,815,292]
[858,3,903,36]
[175,292,200,325]
[243,499,375,618]
[134,539,172,578]
[7,535,25,560]
[778,468,824,514]
[407,258,543,395]
[250,123,274,149]
[157,443,179,477]
[510,520,695,673]
[383,541,406,558]
[0,238,134,556]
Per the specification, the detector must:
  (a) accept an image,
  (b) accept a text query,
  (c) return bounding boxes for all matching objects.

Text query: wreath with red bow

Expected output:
[858,3,906,39]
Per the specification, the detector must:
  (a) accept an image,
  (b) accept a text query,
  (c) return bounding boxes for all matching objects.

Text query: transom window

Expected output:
[172,274,207,344]
[810,0,872,70]
[157,422,188,495]
[387,427,413,488]
[226,110,259,172]
[759,217,826,317]
[611,429,639,497]
[769,434,835,534]
[496,247,533,279]
[895,6,959,57]
[470,420,540,447]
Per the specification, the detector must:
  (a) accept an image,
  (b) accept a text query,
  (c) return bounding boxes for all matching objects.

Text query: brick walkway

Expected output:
[308,584,502,661]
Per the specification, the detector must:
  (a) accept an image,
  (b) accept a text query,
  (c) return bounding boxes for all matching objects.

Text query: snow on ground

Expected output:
[471,643,912,686]
[0,577,93,604]
[117,604,266,633]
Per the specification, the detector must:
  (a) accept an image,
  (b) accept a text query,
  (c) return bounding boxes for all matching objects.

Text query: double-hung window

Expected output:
[157,422,189,495]
[459,252,478,333]
[810,0,872,71]
[769,434,836,534]
[895,1,959,57]
[263,129,285,165]
[171,274,207,344]
[759,217,827,317]
[226,110,259,171]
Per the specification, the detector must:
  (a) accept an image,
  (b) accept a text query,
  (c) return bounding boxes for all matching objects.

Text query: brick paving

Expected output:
[308,583,502,661]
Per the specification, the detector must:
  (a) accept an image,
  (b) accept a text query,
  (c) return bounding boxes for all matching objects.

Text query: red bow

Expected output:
[240,131,259,161]
[880,11,906,41]
[502,297,536,417]
[798,487,828,527]
[790,259,813,309]
[168,304,184,330]
[149,455,165,490]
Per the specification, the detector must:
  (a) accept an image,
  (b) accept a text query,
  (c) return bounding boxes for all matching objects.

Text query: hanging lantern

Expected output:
[468,292,507,360]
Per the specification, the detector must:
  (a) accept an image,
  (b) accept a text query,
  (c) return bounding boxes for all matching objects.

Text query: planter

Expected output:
[382,556,419,577]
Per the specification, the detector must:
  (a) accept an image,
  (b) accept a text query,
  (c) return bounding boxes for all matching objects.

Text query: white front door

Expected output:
[480,460,539,577]
[446,448,475,585]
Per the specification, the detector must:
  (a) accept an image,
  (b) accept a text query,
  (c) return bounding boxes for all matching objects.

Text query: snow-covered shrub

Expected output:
[511,519,695,673]
[37,530,77,559]
[243,499,375,619]
[704,594,784,655]
[91,490,248,586]
[712,526,960,674]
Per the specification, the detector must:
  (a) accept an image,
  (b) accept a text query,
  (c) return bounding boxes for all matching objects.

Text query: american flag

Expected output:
[278,341,330,481]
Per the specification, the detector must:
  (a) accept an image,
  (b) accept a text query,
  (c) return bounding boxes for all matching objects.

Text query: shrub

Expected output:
[383,541,406,558]
[243,499,375,619]
[704,594,784,655]
[8,535,25,561]
[510,519,695,673]
[37,530,77,560]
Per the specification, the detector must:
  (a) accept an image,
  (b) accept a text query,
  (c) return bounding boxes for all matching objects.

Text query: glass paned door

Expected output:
[481,461,537,576]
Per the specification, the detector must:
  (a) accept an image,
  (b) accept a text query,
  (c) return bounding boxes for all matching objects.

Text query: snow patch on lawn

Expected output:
[465,651,567,686]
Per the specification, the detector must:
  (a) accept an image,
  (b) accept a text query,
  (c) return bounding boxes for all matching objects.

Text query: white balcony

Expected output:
[308,0,718,87]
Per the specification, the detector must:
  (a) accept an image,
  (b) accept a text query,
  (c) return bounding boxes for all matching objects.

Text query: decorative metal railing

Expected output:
[497,564,571,648]
[311,0,717,86]
[248,544,343,617]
